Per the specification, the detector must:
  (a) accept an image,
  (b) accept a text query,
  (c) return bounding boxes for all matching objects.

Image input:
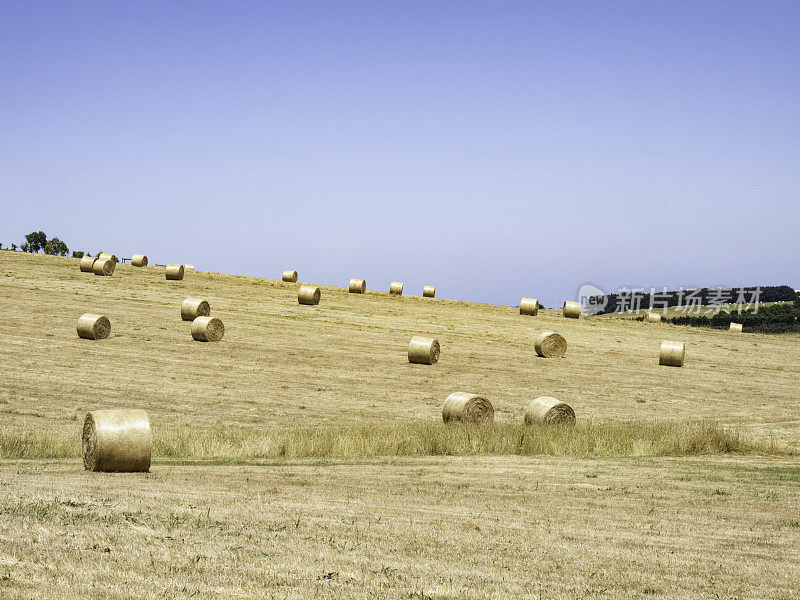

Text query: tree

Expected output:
[20,243,30,252]
[11,243,17,251]
[72,250,85,258]
[24,231,47,253]
[44,237,69,256]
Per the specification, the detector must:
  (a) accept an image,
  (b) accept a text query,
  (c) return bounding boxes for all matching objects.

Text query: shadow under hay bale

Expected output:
[390,281,403,295]
[349,278,366,294]
[131,254,148,267]
[82,409,151,472]
[165,264,184,280]
[408,336,440,365]
[282,270,298,283]
[563,300,581,319]
[191,316,224,342]
[79,255,97,272]
[534,331,567,358]
[298,285,321,305]
[524,396,576,426]
[659,340,685,367]
[520,298,539,316]
[181,297,210,321]
[442,392,494,424]
[77,313,111,340]
[92,258,115,276]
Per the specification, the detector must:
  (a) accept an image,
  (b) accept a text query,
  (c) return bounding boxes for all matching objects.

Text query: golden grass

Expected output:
[1,419,783,461]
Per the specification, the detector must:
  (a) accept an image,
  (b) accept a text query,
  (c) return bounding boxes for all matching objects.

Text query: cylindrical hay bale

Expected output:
[298,285,321,305]
[524,397,576,426]
[390,281,404,295]
[79,255,97,272]
[282,270,298,283]
[98,253,118,263]
[408,336,440,365]
[423,285,436,298]
[185,265,195,271]
[82,410,151,472]
[534,331,567,358]
[659,340,685,367]
[563,300,581,319]
[165,264,185,280]
[442,392,494,424]
[191,316,224,342]
[76,313,111,340]
[181,297,210,321]
[730,322,743,333]
[349,278,366,294]
[645,312,663,323]
[131,254,148,267]
[92,258,115,276]
[520,298,539,316]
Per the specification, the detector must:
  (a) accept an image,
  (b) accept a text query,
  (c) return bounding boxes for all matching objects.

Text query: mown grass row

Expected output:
[1,420,792,461]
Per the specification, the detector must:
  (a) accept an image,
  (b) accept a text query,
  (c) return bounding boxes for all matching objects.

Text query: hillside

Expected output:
[2,250,799,446]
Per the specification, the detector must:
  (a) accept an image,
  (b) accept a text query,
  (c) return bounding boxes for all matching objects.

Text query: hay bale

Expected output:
[442,392,494,424]
[92,258,115,276]
[408,336,440,365]
[659,340,685,367]
[98,253,118,263]
[298,285,321,305]
[191,316,224,342]
[390,281,404,295]
[79,255,97,272]
[181,297,210,321]
[645,312,663,323]
[524,396,576,426]
[563,300,581,319]
[520,298,539,316]
[349,278,366,294]
[76,313,111,340]
[185,265,195,271]
[423,285,436,298]
[730,322,743,333]
[131,254,148,267]
[165,264,184,280]
[534,331,567,358]
[282,270,298,283]
[82,409,151,472]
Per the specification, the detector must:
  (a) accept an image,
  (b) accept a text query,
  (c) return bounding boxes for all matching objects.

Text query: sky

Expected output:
[1,1,798,306]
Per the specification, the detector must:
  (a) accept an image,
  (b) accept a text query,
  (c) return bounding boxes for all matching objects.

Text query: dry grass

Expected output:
[2,252,800,598]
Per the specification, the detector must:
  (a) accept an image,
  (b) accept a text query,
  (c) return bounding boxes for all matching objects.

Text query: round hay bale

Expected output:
[730,322,743,333]
[563,300,581,319]
[423,285,436,298]
[92,258,115,276]
[82,409,151,472]
[524,396,576,426]
[185,265,195,271]
[520,298,539,316]
[191,316,224,342]
[79,255,97,272]
[282,270,298,283]
[659,340,685,367]
[98,253,118,263]
[131,254,148,267]
[181,297,210,321]
[645,312,663,323]
[408,336,440,365]
[165,264,185,280]
[349,278,366,294]
[534,331,567,358]
[390,281,404,295]
[298,285,321,305]
[442,392,494,424]
[76,313,111,340]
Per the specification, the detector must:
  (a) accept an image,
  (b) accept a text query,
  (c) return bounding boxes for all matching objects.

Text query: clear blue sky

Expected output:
[1,1,798,306]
